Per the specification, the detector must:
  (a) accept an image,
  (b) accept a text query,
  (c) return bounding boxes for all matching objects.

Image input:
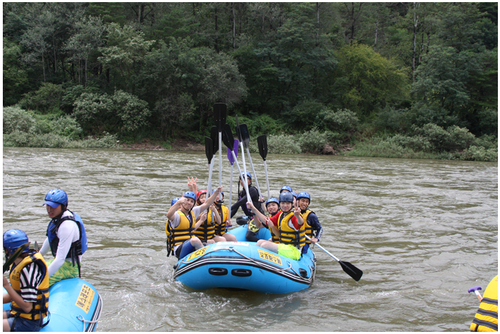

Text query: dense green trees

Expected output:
[3,2,497,160]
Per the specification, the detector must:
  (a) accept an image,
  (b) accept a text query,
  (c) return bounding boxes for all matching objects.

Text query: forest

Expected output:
[3,2,498,161]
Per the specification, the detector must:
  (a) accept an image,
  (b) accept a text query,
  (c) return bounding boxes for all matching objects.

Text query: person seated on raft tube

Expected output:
[231,172,264,219]
[165,197,209,253]
[3,229,50,332]
[39,188,88,287]
[246,197,280,242]
[166,186,223,259]
[296,192,324,254]
[193,191,236,244]
[246,192,305,261]
[211,191,237,241]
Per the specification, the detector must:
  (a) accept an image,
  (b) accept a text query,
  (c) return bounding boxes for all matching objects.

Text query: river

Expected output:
[3,147,498,332]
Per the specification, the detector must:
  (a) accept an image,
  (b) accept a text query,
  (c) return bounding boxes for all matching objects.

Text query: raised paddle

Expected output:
[239,123,264,200]
[257,135,271,198]
[306,235,363,281]
[235,116,251,198]
[3,242,29,273]
[209,126,218,195]
[214,103,227,201]
[205,136,214,195]
[222,123,250,201]
[226,138,239,224]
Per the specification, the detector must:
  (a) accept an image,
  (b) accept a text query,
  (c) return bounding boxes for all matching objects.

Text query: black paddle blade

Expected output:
[339,260,363,281]
[222,124,234,150]
[204,136,214,164]
[257,135,267,161]
[214,103,227,131]
[210,126,218,154]
[3,242,29,273]
[239,123,250,149]
[235,115,242,141]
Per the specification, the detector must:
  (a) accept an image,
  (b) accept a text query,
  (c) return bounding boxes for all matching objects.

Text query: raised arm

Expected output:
[200,185,223,212]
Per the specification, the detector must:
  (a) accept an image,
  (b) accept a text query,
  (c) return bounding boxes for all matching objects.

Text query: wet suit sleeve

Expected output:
[231,187,261,218]
[307,212,323,241]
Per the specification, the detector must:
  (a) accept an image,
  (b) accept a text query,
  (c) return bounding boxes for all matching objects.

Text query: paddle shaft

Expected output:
[263,160,271,198]
[218,132,222,193]
[306,235,363,281]
[245,147,263,199]
[231,149,250,200]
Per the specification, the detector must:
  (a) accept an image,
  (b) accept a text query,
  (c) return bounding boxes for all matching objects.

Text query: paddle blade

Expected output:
[239,124,250,149]
[222,124,234,150]
[3,242,29,273]
[210,126,218,154]
[257,135,267,161]
[214,103,227,132]
[204,137,214,164]
[233,139,239,158]
[226,139,239,165]
[339,261,363,281]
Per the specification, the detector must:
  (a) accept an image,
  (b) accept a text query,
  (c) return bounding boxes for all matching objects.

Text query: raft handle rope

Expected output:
[181,246,294,273]
[229,247,293,273]
[76,296,104,332]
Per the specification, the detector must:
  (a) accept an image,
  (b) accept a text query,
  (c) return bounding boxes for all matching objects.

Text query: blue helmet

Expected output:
[171,197,181,206]
[291,192,298,198]
[297,192,311,202]
[279,192,294,203]
[240,172,252,180]
[3,229,29,254]
[280,186,292,193]
[183,191,197,201]
[265,197,279,207]
[44,189,68,208]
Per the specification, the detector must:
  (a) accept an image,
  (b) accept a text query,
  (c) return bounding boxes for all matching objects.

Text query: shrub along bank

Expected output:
[4,106,496,162]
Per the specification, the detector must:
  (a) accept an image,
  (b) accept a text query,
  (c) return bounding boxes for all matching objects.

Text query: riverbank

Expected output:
[120,138,204,151]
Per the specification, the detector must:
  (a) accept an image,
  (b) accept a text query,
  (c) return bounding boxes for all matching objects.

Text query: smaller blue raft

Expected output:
[173,224,316,294]
[3,278,103,332]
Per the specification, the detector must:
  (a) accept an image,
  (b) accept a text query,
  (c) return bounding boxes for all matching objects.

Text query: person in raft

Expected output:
[166,185,223,259]
[246,192,305,261]
[230,172,264,220]
[296,192,324,253]
[3,229,49,332]
[245,197,280,242]
[211,191,237,241]
[39,188,88,286]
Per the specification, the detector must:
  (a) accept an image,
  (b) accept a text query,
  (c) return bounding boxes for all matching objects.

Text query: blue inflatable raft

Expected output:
[3,278,103,332]
[173,225,316,294]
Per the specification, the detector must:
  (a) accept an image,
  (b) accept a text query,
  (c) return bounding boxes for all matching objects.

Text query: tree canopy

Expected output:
[3,2,497,143]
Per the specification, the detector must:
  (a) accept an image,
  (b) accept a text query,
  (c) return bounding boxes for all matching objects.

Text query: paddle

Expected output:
[257,135,271,198]
[222,123,250,201]
[214,103,227,202]
[235,115,252,199]
[239,123,264,200]
[209,126,218,195]
[205,136,214,195]
[226,138,239,224]
[3,242,29,273]
[306,235,363,281]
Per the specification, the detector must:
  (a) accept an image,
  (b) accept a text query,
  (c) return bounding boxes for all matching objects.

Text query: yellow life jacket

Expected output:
[301,209,314,243]
[194,208,216,241]
[269,211,281,243]
[471,275,498,332]
[213,205,229,236]
[9,252,49,321]
[278,211,305,248]
[166,210,195,256]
